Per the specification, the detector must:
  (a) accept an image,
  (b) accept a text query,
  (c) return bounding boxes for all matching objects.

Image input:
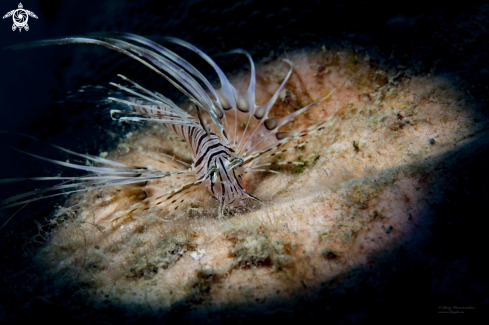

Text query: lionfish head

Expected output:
[203,156,258,209]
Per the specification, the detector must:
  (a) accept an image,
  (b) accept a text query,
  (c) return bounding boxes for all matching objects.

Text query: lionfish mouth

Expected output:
[1,32,483,317]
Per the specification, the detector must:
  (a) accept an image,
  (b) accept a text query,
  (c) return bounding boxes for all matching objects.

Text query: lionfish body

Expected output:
[157,115,249,209]
[1,33,336,215]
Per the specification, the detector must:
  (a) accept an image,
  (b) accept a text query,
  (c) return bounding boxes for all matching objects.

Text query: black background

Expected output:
[0,0,488,323]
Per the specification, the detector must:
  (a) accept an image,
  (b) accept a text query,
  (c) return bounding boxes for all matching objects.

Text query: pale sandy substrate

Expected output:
[35,48,485,315]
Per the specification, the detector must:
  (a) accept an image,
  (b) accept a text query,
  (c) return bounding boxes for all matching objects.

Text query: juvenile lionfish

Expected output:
[1,32,335,216]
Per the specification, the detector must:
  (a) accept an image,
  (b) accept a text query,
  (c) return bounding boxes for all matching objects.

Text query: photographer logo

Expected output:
[3,3,38,32]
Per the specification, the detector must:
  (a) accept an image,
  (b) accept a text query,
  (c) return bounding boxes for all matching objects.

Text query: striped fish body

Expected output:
[129,98,250,208]
[172,125,249,208]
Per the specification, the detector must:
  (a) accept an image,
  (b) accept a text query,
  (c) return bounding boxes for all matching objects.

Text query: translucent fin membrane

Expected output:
[106,75,201,127]
[7,34,230,143]
[213,49,257,148]
[243,89,337,156]
[6,33,333,159]
[210,51,295,154]
[0,143,190,211]
[237,59,294,155]
[241,110,338,167]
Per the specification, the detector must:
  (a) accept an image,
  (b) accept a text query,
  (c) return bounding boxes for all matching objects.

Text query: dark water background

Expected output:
[0,0,488,323]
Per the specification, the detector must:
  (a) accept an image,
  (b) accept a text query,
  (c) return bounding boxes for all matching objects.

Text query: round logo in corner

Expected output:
[3,3,38,32]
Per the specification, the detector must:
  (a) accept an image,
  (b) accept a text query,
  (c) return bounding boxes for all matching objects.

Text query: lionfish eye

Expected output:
[205,165,220,184]
[211,171,219,184]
